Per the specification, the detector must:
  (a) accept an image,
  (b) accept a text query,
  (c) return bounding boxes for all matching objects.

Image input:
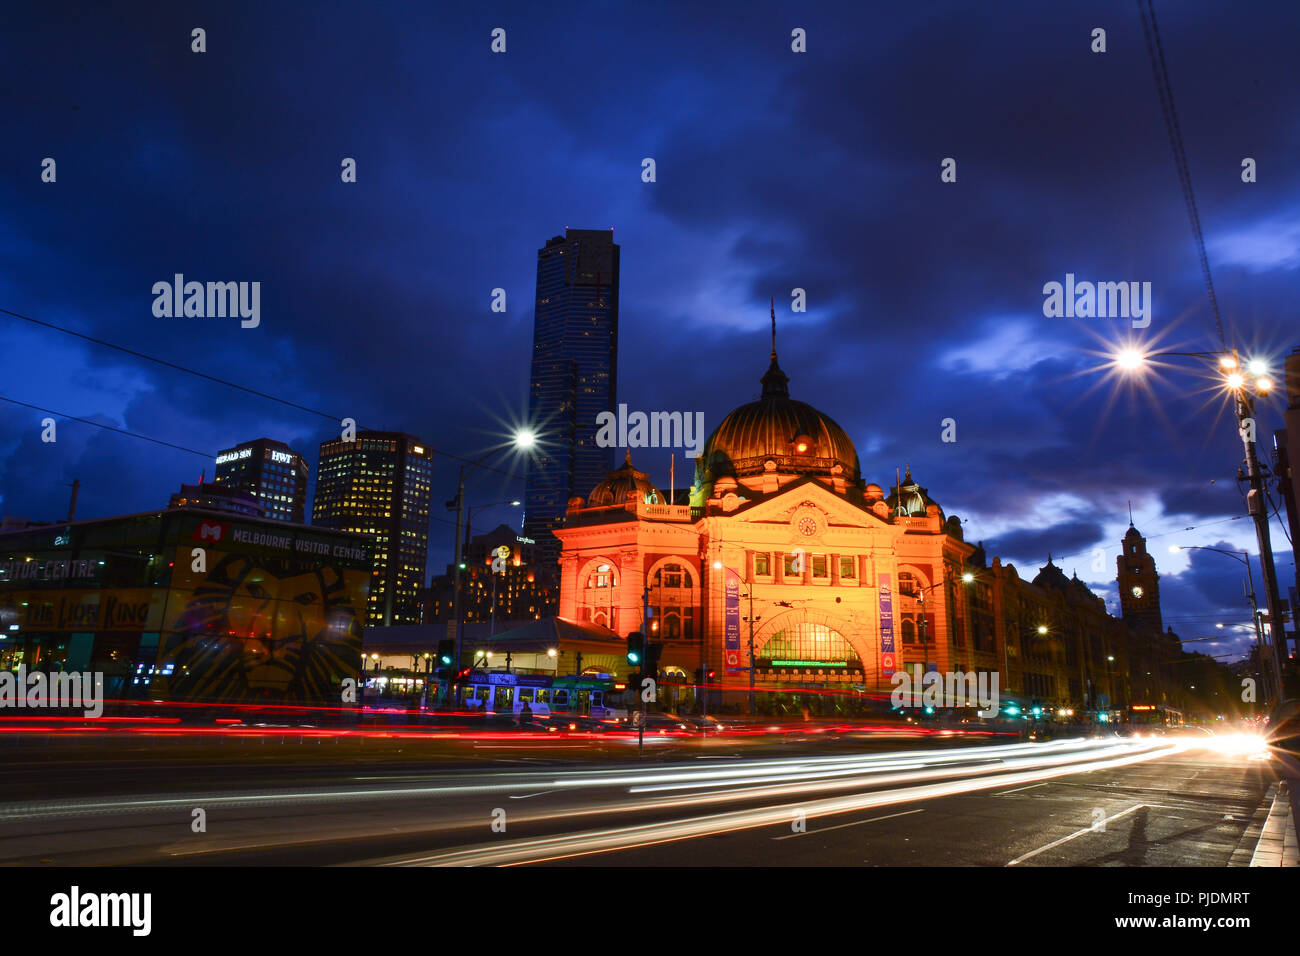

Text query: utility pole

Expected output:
[66,479,80,523]
[1235,371,1291,700]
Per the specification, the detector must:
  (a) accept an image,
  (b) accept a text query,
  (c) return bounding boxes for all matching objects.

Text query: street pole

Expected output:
[639,583,649,756]
[747,590,756,717]
[1241,556,1271,704]
[448,464,467,703]
[1236,381,1291,700]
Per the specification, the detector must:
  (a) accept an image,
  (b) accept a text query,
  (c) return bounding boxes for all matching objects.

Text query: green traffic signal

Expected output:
[627,651,640,664]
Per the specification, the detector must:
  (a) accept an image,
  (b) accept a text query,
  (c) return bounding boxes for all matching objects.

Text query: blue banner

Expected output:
[879,573,896,677]
[724,569,741,674]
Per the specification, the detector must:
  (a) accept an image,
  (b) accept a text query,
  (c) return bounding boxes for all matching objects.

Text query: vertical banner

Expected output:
[724,569,741,675]
[878,573,896,677]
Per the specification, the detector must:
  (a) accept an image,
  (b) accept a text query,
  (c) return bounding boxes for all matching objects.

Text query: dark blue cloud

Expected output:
[3,0,1297,657]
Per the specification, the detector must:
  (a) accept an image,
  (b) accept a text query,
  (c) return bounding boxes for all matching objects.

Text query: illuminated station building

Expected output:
[548,331,1192,717]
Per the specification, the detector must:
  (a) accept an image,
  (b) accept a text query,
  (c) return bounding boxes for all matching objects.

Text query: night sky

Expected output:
[3,1,1297,661]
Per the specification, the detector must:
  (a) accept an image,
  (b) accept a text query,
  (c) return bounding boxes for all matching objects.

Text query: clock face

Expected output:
[797,516,818,537]
[1131,585,1144,598]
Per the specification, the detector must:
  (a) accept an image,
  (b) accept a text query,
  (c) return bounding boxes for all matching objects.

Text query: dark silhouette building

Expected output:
[168,481,264,518]
[524,228,619,572]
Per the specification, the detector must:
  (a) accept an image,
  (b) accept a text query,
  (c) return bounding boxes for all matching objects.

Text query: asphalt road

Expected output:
[0,731,1279,866]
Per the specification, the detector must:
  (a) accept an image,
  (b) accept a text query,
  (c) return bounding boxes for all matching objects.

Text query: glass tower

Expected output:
[524,229,619,570]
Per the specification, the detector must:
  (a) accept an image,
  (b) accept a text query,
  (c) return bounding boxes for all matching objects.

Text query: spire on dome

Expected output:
[770,298,777,361]
[760,298,789,399]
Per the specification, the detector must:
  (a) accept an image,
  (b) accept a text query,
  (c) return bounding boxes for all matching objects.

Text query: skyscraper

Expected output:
[312,431,433,626]
[524,228,619,570]
[213,437,309,523]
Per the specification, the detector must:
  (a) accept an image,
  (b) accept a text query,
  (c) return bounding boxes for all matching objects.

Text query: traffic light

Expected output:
[626,631,644,666]
[437,639,455,667]
[643,640,663,675]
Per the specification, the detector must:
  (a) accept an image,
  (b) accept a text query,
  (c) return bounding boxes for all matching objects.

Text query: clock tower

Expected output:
[1117,523,1163,632]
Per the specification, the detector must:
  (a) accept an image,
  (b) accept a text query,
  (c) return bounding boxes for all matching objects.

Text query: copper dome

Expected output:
[589,452,663,506]
[696,326,860,486]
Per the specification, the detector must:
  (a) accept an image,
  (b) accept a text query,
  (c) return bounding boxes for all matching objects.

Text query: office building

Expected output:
[213,438,309,523]
[524,228,619,570]
[313,431,433,626]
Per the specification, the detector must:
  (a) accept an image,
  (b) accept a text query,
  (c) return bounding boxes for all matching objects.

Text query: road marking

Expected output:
[997,783,1048,795]
[380,744,1180,866]
[773,808,923,840]
[508,792,548,800]
[1006,803,1145,866]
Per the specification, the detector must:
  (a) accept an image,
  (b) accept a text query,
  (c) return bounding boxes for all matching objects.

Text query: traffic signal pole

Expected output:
[639,584,649,757]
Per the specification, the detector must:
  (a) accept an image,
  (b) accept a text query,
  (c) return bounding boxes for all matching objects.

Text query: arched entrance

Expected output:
[752,609,873,718]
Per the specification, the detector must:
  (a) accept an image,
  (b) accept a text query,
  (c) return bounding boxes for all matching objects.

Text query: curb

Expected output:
[1248,779,1298,867]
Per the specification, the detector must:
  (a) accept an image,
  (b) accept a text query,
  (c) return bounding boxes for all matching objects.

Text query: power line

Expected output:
[1136,0,1226,349]
[0,306,526,483]
[0,395,216,459]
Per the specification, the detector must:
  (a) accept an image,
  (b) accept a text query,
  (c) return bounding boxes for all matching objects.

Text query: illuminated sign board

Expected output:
[269,450,293,464]
[516,536,535,545]
[216,448,253,465]
[772,660,848,668]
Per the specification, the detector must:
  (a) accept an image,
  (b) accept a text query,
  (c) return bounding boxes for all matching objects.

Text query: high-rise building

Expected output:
[313,431,434,627]
[524,228,619,570]
[213,438,309,523]
[1117,523,1164,633]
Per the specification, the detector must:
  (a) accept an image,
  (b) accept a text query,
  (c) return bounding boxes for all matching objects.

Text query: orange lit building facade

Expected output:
[551,333,1197,716]
[554,339,984,699]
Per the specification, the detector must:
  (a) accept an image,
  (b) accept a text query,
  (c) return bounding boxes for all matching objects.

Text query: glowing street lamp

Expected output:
[1112,345,1291,702]
[444,429,533,702]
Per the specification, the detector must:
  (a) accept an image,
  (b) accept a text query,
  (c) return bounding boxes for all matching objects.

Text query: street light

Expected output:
[444,432,532,703]
[1115,347,1291,701]
[713,559,760,715]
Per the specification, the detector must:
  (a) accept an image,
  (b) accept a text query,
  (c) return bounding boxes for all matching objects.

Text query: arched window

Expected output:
[649,560,698,641]
[901,618,916,644]
[652,563,692,588]
[581,562,618,632]
[898,572,918,597]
